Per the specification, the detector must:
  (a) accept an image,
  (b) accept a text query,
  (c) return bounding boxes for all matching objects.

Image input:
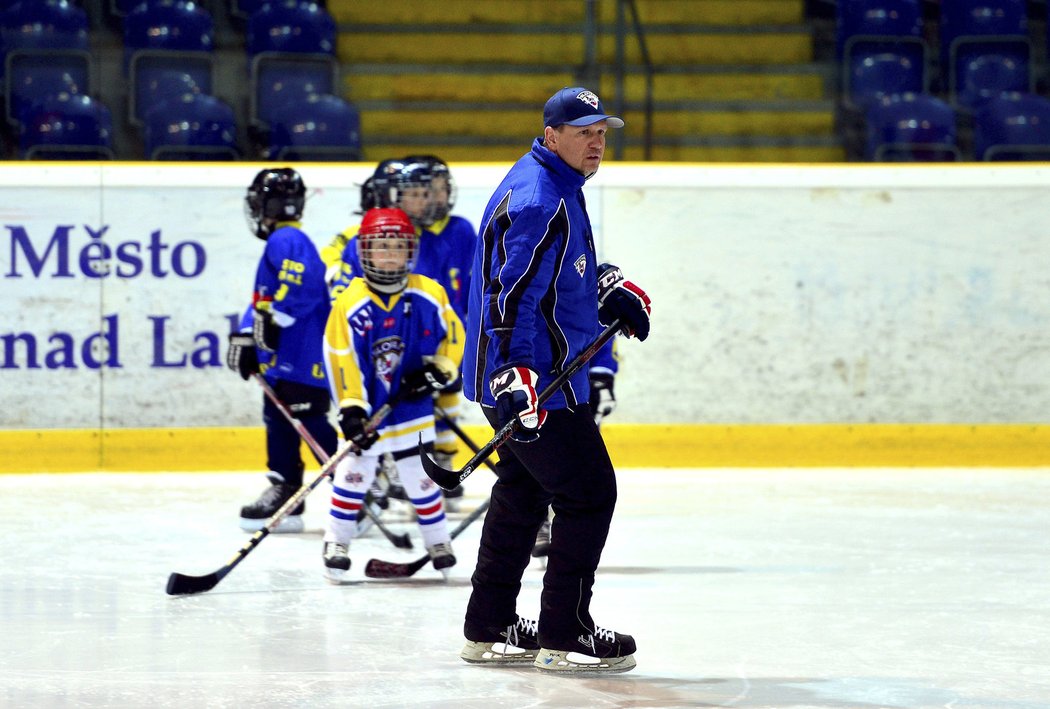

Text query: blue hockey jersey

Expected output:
[240,221,330,390]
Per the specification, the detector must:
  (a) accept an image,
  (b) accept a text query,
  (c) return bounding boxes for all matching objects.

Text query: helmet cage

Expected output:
[356,209,418,291]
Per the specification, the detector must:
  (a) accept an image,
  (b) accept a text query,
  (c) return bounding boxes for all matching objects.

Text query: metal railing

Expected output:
[613,0,654,160]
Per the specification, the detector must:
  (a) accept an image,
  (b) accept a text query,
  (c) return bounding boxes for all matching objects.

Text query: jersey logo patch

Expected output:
[574,254,587,277]
[349,310,373,337]
[372,336,405,392]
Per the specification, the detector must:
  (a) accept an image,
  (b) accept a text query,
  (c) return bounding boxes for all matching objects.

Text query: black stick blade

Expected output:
[166,569,225,596]
[419,436,462,490]
[363,556,429,579]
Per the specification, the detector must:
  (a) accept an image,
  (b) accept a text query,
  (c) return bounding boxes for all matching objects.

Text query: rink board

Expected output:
[2,423,1048,473]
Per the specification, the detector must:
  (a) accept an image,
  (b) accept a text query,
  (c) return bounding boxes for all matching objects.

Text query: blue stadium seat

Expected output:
[836,1,927,110]
[0,0,90,54]
[246,1,336,58]
[940,0,1030,106]
[954,50,1031,110]
[129,52,213,126]
[249,52,337,128]
[973,93,1050,161]
[130,68,203,127]
[123,0,214,69]
[4,48,90,128]
[864,92,961,161]
[18,92,114,160]
[143,92,239,160]
[845,50,926,112]
[836,0,924,60]
[267,92,361,161]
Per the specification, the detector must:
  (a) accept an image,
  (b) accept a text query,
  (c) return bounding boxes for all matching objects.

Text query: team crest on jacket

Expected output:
[576,90,600,109]
[574,254,587,277]
[372,336,405,391]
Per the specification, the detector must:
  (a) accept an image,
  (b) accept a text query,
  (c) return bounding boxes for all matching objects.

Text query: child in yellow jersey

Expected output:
[320,208,464,583]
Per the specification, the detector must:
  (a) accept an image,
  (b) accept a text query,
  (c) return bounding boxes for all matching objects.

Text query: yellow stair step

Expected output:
[330,0,804,28]
[329,0,584,25]
[337,32,811,65]
[347,71,825,104]
[598,0,805,26]
[360,108,833,138]
[346,72,577,103]
[360,144,844,164]
[621,144,845,162]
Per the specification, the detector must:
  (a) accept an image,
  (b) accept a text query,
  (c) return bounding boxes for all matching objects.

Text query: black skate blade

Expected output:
[166,569,224,596]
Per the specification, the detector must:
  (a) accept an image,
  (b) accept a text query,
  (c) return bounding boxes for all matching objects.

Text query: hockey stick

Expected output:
[363,497,491,579]
[166,397,398,596]
[252,374,411,551]
[434,405,498,474]
[420,319,621,491]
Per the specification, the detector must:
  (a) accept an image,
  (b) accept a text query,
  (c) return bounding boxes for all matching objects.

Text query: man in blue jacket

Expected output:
[459,87,652,674]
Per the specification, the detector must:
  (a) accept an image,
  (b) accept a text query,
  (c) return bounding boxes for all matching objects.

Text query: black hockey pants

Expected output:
[262,382,338,487]
[465,404,617,647]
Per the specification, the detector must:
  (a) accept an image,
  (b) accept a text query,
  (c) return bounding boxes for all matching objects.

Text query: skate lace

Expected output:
[594,626,616,644]
[505,616,537,645]
[325,542,349,557]
[428,542,453,559]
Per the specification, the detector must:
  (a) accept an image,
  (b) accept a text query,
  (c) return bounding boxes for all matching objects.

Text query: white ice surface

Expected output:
[1,467,1049,708]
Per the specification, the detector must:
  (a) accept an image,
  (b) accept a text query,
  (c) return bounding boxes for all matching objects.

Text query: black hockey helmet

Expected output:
[245,167,306,240]
[404,154,456,222]
[370,159,435,227]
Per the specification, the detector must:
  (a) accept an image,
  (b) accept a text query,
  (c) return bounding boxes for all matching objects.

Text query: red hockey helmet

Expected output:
[356,208,418,291]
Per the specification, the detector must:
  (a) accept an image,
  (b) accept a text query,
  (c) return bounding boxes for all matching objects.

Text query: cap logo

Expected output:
[576,90,600,109]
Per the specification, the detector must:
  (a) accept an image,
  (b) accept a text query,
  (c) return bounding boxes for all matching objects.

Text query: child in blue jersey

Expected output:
[226,167,338,533]
[320,208,464,583]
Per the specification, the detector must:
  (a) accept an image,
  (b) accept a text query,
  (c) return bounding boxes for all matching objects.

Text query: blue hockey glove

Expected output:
[597,263,651,341]
[226,333,258,381]
[252,307,281,351]
[489,365,547,442]
[589,371,616,425]
[339,406,379,451]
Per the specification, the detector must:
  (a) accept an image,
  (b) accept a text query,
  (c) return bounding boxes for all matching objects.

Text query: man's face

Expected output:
[544,121,608,176]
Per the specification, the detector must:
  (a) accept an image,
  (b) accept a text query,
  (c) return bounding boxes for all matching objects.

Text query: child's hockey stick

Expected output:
[252,374,411,550]
[166,392,398,596]
[363,497,490,579]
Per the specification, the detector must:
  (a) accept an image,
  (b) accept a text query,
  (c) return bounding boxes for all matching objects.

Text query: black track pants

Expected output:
[464,404,617,647]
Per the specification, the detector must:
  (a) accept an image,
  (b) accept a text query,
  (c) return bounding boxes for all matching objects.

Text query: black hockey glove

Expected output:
[226,333,259,380]
[400,362,451,399]
[252,307,281,351]
[597,263,651,342]
[490,364,546,443]
[339,406,379,451]
[589,371,616,425]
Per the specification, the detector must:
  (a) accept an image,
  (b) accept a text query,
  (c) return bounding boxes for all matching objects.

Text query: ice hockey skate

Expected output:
[322,541,351,584]
[534,626,637,674]
[239,479,304,533]
[427,541,456,578]
[461,616,539,664]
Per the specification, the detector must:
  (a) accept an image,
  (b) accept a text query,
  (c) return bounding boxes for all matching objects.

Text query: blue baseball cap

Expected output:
[543,87,624,129]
